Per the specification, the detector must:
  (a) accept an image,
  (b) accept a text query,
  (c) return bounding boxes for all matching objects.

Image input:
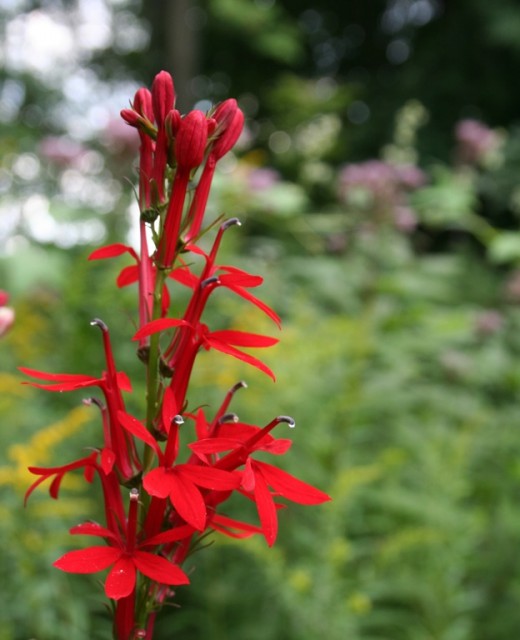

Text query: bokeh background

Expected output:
[3,1,520,638]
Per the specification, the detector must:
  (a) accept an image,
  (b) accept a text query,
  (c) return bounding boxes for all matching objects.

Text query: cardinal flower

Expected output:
[118,411,240,531]
[54,489,190,600]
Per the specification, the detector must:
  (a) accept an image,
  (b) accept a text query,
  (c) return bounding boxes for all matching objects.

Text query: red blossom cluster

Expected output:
[22,70,330,640]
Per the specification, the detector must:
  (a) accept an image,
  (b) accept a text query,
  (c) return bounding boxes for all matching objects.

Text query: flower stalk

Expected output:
[21,70,330,639]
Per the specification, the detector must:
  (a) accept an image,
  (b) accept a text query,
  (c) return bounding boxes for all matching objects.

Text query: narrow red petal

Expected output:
[253,471,278,546]
[70,522,118,541]
[133,551,190,586]
[208,329,278,348]
[178,464,240,490]
[253,460,331,505]
[105,556,136,600]
[133,318,189,341]
[118,411,162,458]
[189,437,241,455]
[54,546,120,573]
[141,524,195,547]
[168,471,207,530]
[116,265,139,288]
[88,244,138,261]
[205,339,276,380]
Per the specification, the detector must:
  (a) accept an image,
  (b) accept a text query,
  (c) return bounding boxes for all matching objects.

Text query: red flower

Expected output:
[54,489,190,600]
[118,411,240,531]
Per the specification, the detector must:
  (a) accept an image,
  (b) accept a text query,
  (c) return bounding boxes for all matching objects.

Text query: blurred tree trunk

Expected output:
[143,0,200,111]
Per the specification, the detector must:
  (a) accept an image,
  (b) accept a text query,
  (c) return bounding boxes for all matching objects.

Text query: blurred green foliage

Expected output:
[3,1,520,639]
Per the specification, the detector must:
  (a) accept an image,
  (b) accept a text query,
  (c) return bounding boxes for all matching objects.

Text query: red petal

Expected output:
[101,447,116,474]
[170,266,198,289]
[167,471,207,530]
[204,339,276,380]
[226,284,282,328]
[253,460,331,505]
[133,318,190,341]
[70,522,118,541]
[143,467,175,499]
[118,411,162,459]
[178,464,240,490]
[105,556,136,600]
[117,265,139,287]
[253,471,278,546]
[116,371,132,392]
[209,330,278,348]
[54,546,120,573]
[142,524,195,547]
[219,271,263,288]
[133,551,190,586]
[210,513,263,538]
[189,437,241,455]
[88,244,138,261]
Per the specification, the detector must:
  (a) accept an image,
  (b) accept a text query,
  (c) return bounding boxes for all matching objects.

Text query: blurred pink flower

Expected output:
[454,119,501,166]
[39,136,87,167]
[0,290,14,338]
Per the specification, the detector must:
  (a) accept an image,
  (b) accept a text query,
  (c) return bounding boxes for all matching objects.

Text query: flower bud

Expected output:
[212,107,244,160]
[120,109,141,128]
[152,70,175,127]
[175,110,209,171]
[133,87,154,121]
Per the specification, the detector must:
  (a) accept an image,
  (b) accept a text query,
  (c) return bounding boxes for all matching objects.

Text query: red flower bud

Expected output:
[175,110,209,171]
[211,100,245,160]
[152,70,175,127]
[120,109,141,128]
[133,87,154,121]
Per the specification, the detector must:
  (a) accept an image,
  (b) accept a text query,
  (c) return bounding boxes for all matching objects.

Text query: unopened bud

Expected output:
[133,87,154,121]
[175,110,209,171]
[152,70,175,126]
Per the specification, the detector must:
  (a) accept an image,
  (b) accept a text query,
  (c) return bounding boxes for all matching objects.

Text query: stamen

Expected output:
[90,318,108,332]
[218,412,239,425]
[230,380,247,393]
[276,415,296,428]
[173,415,184,425]
[82,397,104,410]
[201,275,220,289]
[221,217,242,230]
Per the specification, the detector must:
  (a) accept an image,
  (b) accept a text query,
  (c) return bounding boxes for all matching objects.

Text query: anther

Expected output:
[276,415,296,428]
[90,318,108,332]
[201,275,220,289]
[218,412,239,425]
[129,487,139,501]
[221,217,241,230]
[82,397,104,410]
[173,415,184,425]
[230,380,247,393]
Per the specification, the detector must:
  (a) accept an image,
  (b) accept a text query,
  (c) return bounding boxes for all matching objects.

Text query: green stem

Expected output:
[143,267,168,472]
